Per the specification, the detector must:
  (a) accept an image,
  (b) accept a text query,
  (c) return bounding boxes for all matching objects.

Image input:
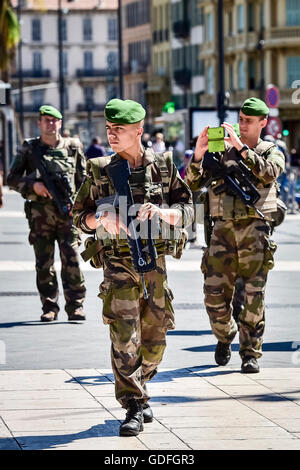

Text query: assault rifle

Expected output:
[202,152,265,220]
[96,158,158,299]
[30,143,74,216]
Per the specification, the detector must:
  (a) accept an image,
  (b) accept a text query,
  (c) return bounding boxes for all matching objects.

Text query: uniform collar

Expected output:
[112,147,156,168]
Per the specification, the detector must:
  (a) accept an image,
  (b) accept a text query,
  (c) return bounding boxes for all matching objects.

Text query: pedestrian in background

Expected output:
[152,132,166,152]
[85,136,105,160]
[7,105,86,322]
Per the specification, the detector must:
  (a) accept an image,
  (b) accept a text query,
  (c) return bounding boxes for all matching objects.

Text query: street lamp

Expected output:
[118,0,124,99]
[17,0,24,138]
[217,0,226,125]
[58,0,65,127]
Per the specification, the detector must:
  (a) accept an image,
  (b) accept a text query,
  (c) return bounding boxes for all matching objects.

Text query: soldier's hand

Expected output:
[194,126,209,162]
[99,211,130,236]
[137,203,161,221]
[222,122,243,152]
[33,182,52,199]
[138,203,182,226]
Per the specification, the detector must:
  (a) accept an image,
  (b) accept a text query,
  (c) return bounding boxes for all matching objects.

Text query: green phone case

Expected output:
[208,127,225,153]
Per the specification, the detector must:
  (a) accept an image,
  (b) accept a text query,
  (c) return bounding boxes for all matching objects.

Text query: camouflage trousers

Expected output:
[201,218,276,359]
[25,201,86,315]
[98,254,175,407]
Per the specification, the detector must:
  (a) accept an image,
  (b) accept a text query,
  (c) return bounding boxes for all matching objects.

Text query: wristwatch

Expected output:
[95,210,107,221]
[238,144,249,156]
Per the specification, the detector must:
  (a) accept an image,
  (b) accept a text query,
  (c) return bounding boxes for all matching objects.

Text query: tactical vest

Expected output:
[81,150,186,265]
[208,140,278,220]
[26,137,80,202]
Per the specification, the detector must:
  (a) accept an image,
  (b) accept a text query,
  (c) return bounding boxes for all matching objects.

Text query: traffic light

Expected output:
[163,101,175,114]
[282,129,290,137]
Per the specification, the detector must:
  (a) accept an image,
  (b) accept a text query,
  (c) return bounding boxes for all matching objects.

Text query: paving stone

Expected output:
[137,432,190,450]
[157,415,275,428]
[173,425,292,441]
[271,419,300,432]
[186,438,300,450]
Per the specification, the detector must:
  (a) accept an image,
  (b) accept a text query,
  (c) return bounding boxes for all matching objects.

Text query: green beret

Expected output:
[39,105,62,120]
[241,97,269,116]
[104,99,146,124]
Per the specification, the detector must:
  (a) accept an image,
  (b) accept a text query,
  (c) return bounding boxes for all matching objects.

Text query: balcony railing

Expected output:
[77,103,106,112]
[123,62,149,74]
[76,68,118,78]
[13,69,51,79]
[14,103,43,112]
[266,26,300,41]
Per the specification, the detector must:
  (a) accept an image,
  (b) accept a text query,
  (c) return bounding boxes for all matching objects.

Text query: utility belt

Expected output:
[81,232,187,269]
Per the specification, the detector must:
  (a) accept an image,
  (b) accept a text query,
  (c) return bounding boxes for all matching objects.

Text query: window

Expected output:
[238,60,246,90]
[287,56,300,87]
[32,51,42,71]
[237,5,245,33]
[248,3,255,31]
[286,0,300,26]
[32,18,41,41]
[229,64,234,90]
[32,89,44,107]
[107,51,118,73]
[260,3,264,30]
[84,51,93,71]
[83,86,94,106]
[207,65,214,95]
[107,84,118,101]
[108,18,117,40]
[206,12,214,42]
[248,58,256,89]
[228,11,233,36]
[126,1,150,28]
[83,18,92,41]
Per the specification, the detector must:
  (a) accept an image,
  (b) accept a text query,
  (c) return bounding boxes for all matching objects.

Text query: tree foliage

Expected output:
[0,1,20,72]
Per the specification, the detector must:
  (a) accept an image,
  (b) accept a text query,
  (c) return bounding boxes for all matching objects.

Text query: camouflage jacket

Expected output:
[185,139,285,219]
[72,148,193,238]
[7,136,86,204]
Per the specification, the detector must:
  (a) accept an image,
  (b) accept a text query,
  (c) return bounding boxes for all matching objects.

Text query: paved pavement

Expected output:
[1,187,300,451]
[1,367,300,450]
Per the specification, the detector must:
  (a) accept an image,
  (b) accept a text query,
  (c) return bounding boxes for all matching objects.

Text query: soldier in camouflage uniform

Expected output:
[73,99,193,436]
[7,105,86,322]
[185,97,285,374]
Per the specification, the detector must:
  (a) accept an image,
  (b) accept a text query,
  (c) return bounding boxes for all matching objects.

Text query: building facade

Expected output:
[11,0,118,147]
[199,0,300,150]
[122,0,152,126]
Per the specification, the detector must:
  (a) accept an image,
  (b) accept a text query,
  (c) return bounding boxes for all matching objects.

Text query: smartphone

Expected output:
[207,126,225,153]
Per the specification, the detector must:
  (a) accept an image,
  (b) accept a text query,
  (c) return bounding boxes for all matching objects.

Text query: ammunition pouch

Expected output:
[263,238,277,272]
[271,198,287,227]
[81,236,104,269]
[164,229,188,259]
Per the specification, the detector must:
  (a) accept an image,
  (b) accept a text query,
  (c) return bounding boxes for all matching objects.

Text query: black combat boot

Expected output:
[119,399,144,436]
[215,341,231,366]
[142,403,153,423]
[241,356,260,374]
